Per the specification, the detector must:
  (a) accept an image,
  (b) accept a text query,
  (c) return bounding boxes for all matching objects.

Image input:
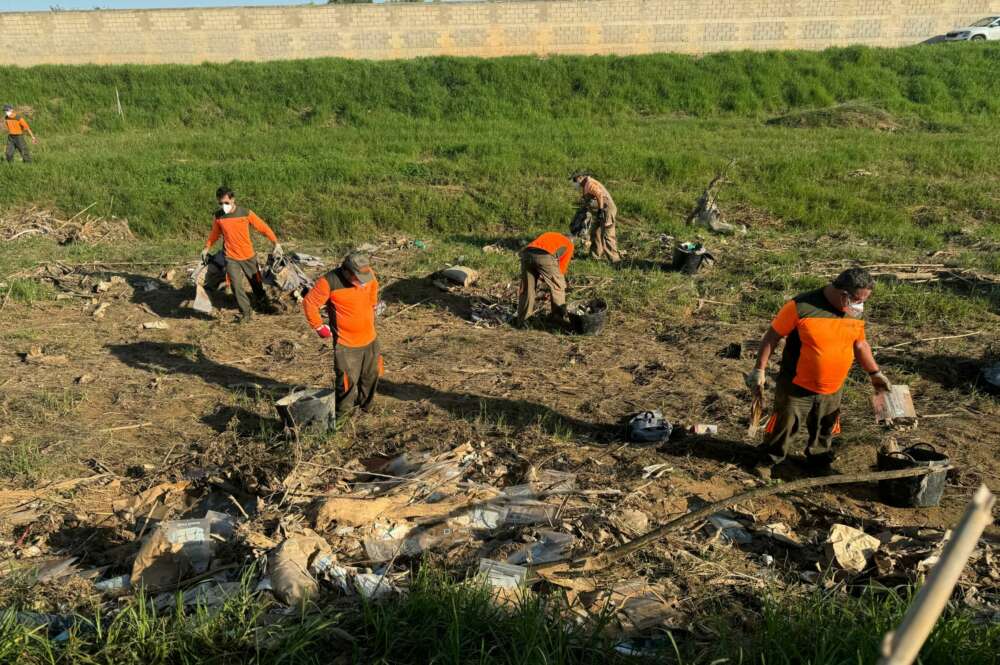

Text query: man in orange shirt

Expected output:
[200,186,282,323]
[746,268,891,479]
[302,252,383,417]
[516,231,574,327]
[571,172,620,265]
[4,105,37,163]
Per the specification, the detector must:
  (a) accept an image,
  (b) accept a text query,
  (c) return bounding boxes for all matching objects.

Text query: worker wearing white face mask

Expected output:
[200,186,282,323]
[745,268,891,480]
[570,172,621,265]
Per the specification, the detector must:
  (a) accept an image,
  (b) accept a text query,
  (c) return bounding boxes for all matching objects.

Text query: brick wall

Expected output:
[0,0,991,66]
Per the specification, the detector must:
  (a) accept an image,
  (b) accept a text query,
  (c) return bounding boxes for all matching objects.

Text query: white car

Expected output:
[944,16,1000,41]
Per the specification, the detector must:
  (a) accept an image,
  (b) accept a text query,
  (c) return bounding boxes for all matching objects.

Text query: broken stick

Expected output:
[549,465,947,573]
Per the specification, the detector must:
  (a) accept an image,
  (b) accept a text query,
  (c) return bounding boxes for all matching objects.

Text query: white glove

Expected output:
[870,371,891,393]
[745,368,765,391]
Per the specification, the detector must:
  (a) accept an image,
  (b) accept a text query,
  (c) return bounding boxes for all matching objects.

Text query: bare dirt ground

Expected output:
[1,238,998,638]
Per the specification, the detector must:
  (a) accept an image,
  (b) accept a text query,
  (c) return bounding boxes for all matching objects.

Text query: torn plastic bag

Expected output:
[627,411,673,444]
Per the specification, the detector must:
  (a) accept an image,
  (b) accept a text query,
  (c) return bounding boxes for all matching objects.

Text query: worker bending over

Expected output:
[746,268,891,479]
[571,172,620,265]
[200,186,281,323]
[4,105,37,163]
[303,252,383,417]
[516,231,574,327]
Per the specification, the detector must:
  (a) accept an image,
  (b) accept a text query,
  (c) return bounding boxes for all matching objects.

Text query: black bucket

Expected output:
[568,299,607,335]
[671,242,711,275]
[876,443,949,508]
[275,388,337,434]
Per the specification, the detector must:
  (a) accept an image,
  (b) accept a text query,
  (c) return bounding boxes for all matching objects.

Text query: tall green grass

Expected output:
[2,46,999,132]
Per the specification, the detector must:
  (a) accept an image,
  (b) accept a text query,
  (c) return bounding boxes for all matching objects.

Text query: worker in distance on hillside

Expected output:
[516,231,575,327]
[571,172,620,265]
[4,105,37,163]
[200,186,282,323]
[745,268,892,480]
[302,252,383,418]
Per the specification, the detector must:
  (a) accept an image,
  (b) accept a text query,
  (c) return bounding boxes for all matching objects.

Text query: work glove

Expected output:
[870,371,892,393]
[745,368,766,392]
[315,324,332,339]
[272,243,283,259]
[200,249,210,265]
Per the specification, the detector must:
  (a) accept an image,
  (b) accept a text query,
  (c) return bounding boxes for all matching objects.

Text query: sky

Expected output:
[9,0,311,11]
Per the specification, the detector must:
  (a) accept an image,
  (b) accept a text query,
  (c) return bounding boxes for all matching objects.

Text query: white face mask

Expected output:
[847,301,864,317]
[5,111,12,118]
[221,202,234,214]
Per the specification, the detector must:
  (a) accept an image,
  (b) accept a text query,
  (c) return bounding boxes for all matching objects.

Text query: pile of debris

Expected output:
[1,206,134,245]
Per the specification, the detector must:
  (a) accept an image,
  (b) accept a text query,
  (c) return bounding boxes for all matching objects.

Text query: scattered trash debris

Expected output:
[439,266,479,288]
[691,424,718,436]
[507,531,575,565]
[873,384,917,426]
[482,244,505,254]
[753,522,802,548]
[641,463,672,479]
[142,321,169,330]
[978,361,1000,395]
[0,206,134,245]
[478,559,527,589]
[825,523,880,573]
[685,163,747,235]
[263,252,317,298]
[614,510,650,537]
[469,300,514,328]
[132,517,214,590]
[94,574,132,594]
[269,534,332,606]
[626,411,672,444]
[706,512,753,545]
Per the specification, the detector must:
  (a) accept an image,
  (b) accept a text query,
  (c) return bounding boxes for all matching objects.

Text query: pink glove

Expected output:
[315,324,332,339]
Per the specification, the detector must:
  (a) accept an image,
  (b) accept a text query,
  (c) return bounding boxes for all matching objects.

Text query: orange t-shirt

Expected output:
[526,232,574,274]
[771,289,866,395]
[5,115,30,135]
[204,206,277,262]
[580,176,613,210]
[302,268,379,348]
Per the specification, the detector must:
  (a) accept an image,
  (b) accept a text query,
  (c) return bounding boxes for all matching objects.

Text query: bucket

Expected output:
[568,299,607,335]
[876,443,949,508]
[275,388,337,433]
[671,242,712,275]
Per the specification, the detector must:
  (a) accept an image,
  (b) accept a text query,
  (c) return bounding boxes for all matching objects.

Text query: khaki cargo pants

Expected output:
[197,257,268,317]
[760,375,843,465]
[334,339,383,415]
[6,135,31,163]
[517,248,566,324]
[589,202,621,264]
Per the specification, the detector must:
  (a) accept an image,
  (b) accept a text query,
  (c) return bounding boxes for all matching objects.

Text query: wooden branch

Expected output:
[546,465,946,573]
[877,331,985,352]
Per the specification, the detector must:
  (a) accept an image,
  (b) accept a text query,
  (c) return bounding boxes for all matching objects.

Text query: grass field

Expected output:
[0,46,999,664]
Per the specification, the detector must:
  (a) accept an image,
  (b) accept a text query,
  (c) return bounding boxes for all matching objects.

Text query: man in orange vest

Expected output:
[200,186,282,323]
[516,232,574,327]
[4,105,37,163]
[746,268,891,479]
[571,172,620,265]
[302,252,383,416]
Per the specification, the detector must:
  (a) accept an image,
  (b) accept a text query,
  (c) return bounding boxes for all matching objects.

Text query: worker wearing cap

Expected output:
[516,231,574,327]
[4,105,37,163]
[571,172,620,265]
[200,186,281,323]
[746,268,892,480]
[302,252,383,416]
